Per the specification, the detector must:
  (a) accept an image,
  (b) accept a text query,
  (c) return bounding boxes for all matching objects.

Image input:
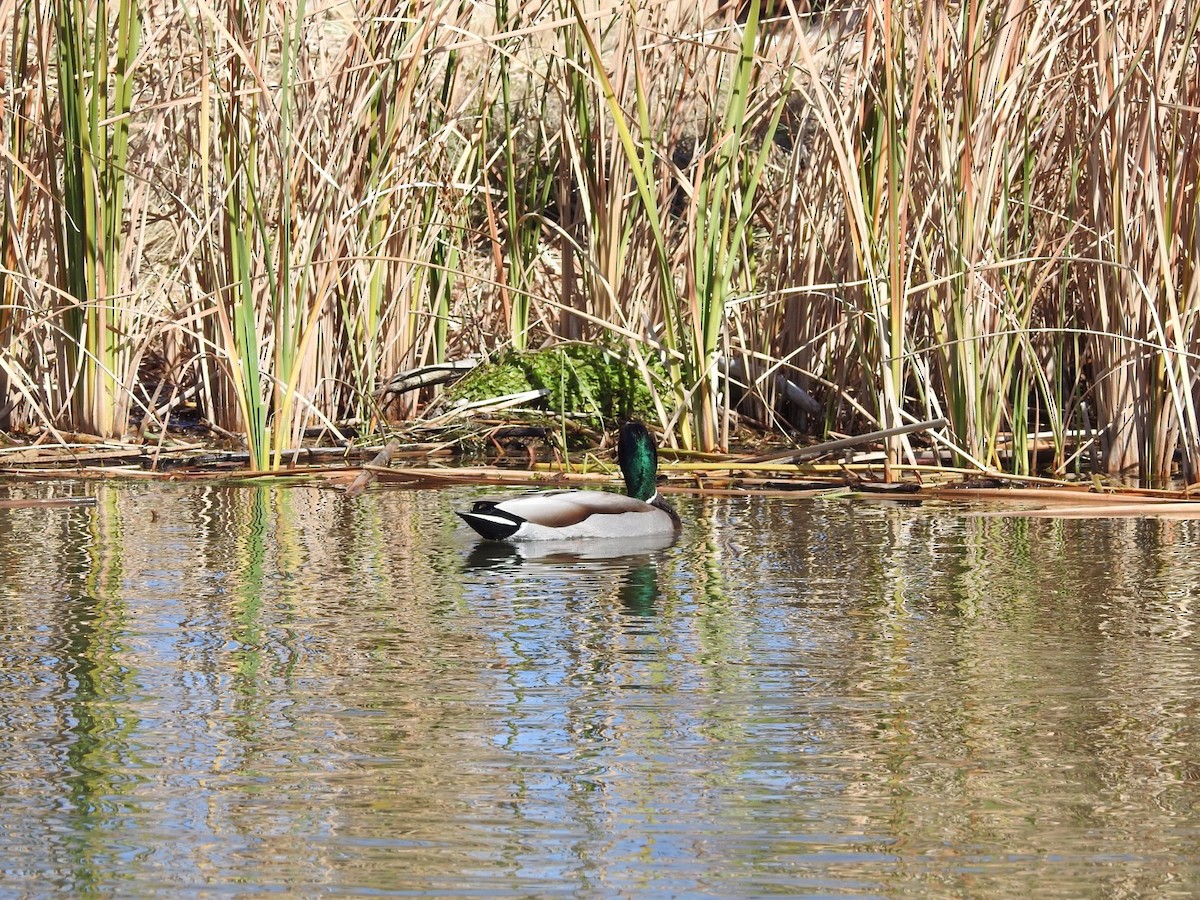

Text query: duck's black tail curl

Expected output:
[457,500,524,540]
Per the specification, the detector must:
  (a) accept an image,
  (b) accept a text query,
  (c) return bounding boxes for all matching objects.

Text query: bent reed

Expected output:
[1,0,1197,482]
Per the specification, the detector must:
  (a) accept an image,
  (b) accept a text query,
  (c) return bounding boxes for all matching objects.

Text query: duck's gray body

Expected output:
[457,422,681,542]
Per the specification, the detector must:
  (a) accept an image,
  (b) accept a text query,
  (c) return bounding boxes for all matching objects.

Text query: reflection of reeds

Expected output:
[2,0,1198,479]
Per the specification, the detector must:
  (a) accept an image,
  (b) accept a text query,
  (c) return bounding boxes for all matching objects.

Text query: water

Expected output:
[2,479,1199,896]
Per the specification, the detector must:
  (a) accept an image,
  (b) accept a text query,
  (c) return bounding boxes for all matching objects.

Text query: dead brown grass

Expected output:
[1,0,1197,482]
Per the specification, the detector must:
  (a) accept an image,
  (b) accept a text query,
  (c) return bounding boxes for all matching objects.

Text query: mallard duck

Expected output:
[457,422,681,541]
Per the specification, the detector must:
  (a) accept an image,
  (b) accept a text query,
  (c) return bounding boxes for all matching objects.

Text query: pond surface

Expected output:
[2,479,1200,896]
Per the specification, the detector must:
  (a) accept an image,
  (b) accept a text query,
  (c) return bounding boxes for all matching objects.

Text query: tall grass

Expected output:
[177,0,480,466]
[2,0,1198,480]
[51,0,140,437]
[1078,0,1200,481]
[687,1,793,451]
[768,0,1199,478]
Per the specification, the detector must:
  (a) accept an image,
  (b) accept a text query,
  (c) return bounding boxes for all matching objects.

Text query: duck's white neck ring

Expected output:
[647,491,659,504]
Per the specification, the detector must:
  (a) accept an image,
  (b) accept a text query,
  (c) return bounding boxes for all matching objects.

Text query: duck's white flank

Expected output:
[458,488,678,541]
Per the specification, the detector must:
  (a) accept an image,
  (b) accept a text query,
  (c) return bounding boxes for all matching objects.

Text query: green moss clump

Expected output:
[445,344,664,427]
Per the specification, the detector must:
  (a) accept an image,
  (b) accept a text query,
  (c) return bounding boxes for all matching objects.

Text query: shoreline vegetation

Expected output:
[9,415,1200,519]
[1,0,1198,489]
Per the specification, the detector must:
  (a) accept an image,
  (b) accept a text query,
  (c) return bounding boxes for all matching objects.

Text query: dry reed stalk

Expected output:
[0,496,97,508]
[969,502,1200,519]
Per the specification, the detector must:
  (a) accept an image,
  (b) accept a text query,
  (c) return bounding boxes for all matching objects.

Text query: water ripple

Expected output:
[0,483,1198,895]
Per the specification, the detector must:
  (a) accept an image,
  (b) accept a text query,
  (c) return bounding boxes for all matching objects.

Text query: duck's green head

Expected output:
[617,422,658,501]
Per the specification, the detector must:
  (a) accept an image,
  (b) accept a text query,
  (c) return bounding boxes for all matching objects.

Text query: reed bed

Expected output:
[1,0,1197,482]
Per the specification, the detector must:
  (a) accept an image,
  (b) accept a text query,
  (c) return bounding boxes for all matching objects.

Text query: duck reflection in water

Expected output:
[463,533,670,617]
